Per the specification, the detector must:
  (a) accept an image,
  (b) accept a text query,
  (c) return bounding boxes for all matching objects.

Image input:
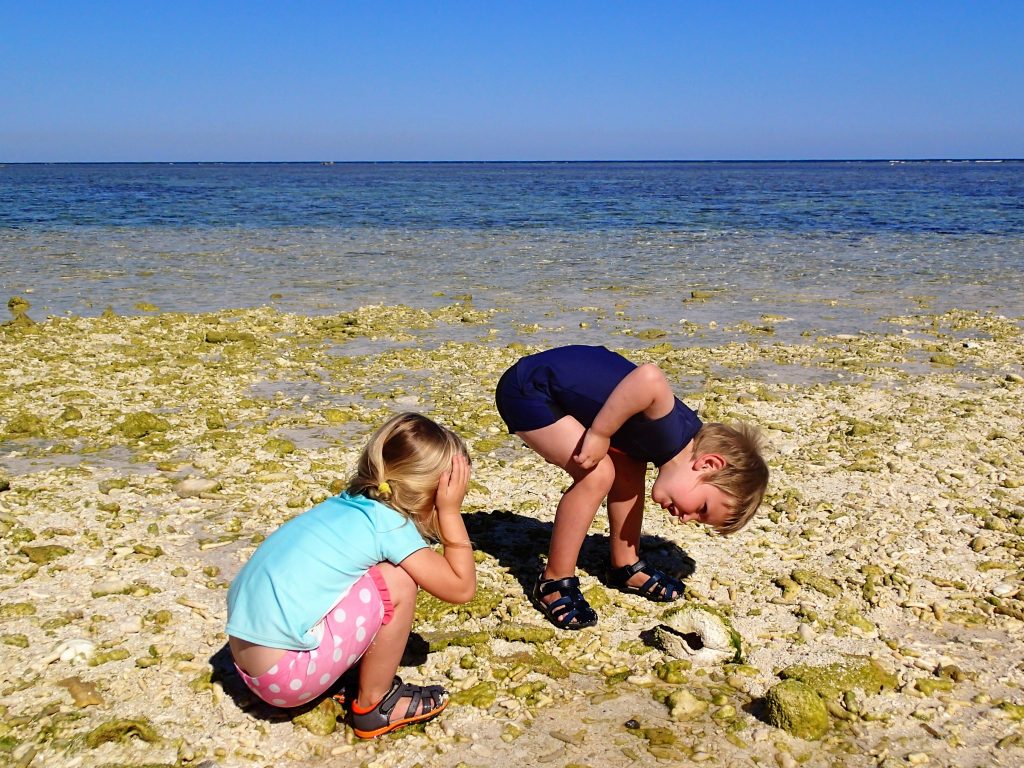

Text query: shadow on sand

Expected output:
[463,507,697,597]
[211,507,696,720]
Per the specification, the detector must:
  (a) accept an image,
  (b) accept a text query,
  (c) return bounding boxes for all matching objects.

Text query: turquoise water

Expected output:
[2,161,1022,341]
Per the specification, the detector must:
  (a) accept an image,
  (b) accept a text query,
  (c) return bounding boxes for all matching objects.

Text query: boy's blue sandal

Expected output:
[608,559,684,602]
[531,574,598,630]
[349,676,449,739]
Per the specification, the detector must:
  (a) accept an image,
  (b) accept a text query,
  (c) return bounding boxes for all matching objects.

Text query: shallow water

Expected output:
[2,161,1022,343]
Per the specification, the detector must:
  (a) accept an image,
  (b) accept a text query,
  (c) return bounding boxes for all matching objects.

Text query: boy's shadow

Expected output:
[463,508,696,597]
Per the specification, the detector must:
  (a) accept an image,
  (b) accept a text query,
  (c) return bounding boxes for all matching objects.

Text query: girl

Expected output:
[226,412,475,738]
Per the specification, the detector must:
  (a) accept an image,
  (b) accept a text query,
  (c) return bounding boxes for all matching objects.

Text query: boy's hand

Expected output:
[435,454,470,516]
[573,429,610,469]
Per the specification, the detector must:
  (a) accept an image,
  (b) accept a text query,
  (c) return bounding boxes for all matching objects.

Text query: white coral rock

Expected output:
[651,605,741,666]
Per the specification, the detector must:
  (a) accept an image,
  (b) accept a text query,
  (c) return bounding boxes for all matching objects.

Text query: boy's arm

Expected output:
[574,363,675,469]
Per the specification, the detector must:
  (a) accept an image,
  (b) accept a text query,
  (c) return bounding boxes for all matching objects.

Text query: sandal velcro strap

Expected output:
[608,558,684,602]
[351,675,449,738]
[532,574,598,630]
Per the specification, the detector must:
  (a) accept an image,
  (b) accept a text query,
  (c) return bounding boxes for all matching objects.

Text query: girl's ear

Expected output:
[694,453,726,472]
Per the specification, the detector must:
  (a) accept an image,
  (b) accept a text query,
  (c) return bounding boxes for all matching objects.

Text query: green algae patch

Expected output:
[779,657,897,701]
[655,659,692,684]
[790,569,842,598]
[499,650,569,680]
[3,413,46,438]
[264,438,297,456]
[415,587,501,624]
[420,630,490,651]
[915,677,955,696]
[764,680,830,740]
[834,600,875,632]
[583,584,612,611]
[115,412,171,439]
[205,329,257,343]
[292,697,343,736]
[450,681,498,708]
[493,623,556,644]
[0,603,37,619]
[84,717,161,748]
[664,688,708,721]
[999,701,1024,721]
[19,545,72,565]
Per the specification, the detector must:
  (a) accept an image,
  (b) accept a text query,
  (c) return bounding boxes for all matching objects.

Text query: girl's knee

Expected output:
[376,562,417,605]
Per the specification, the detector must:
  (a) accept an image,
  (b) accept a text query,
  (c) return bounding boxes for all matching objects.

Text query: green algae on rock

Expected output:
[492,623,556,644]
[779,656,897,700]
[450,681,498,708]
[420,629,490,651]
[292,697,344,736]
[790,569,842,598]
[764,680,831,740]
[18,545,72,565]
[664,688,709,722]
[415,587,501,623]
[2,412,46,438]
[114,412,172,439]
[84,717,161,748]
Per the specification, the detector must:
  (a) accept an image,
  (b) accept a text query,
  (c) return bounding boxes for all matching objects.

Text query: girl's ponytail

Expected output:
[347,412,469,542]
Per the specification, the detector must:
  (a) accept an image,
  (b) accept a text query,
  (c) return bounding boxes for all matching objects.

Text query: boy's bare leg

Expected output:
[606,450,648,575]
[518,417,615,581]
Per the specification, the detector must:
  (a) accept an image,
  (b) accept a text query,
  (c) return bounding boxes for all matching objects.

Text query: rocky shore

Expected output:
[1,297,1022,768]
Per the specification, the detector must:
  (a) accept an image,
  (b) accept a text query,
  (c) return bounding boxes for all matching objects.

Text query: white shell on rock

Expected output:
[651,605,740,666]
[34,638,96,671]
[176,478,220,498]
[992,582,1017,597]
[59,638,97,663]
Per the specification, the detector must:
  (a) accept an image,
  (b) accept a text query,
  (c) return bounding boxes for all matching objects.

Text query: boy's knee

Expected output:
[583,455,616,493]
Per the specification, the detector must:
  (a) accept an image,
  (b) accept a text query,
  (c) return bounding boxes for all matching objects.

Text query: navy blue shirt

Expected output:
[495,345,702,466]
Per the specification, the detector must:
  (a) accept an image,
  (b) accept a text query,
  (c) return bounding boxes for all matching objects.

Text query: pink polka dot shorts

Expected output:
[235,567,393,708]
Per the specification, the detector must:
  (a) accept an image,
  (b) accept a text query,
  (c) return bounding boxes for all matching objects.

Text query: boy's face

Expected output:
[651,454,732,529]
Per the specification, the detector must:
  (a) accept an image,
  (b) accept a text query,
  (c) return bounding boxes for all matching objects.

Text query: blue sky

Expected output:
[2,1,1022,161]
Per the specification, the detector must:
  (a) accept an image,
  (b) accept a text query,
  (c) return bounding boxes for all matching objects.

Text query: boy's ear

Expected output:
[693,453,726,473]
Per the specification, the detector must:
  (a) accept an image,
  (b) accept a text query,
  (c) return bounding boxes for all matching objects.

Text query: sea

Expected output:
[2,161,1022,345]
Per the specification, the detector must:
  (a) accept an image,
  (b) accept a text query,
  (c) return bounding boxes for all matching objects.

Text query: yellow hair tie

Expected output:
[377,481,391,496]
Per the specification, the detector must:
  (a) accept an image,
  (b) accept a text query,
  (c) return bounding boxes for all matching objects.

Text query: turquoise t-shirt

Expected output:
[226,492,429,650]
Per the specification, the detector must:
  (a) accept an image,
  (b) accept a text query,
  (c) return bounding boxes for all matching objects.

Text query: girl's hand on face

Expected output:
[435,454,470,516]
[573,429,610,470]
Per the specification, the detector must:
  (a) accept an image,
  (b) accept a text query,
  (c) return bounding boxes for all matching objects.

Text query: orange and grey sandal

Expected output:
[350,676,449,739]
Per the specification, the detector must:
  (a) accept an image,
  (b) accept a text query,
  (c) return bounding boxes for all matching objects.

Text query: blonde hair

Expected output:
[347,412,470,543]
[691,421,769,535]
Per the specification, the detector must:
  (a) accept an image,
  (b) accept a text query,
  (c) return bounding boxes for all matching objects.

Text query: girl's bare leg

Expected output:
[228,638,286,677]
[356,562,418,709]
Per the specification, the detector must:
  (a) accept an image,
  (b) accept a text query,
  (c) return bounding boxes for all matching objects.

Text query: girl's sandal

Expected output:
[531,573,598,630]
[608,559,684,602]
[350,676,449,739]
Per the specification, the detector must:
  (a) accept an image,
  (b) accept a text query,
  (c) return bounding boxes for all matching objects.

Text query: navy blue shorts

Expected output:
[495,363,566,434]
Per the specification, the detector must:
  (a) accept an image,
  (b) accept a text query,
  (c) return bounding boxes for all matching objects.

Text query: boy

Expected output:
[495,345,768,630]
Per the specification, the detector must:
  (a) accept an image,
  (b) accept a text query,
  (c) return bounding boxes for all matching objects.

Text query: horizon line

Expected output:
[2,158,1022,166]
